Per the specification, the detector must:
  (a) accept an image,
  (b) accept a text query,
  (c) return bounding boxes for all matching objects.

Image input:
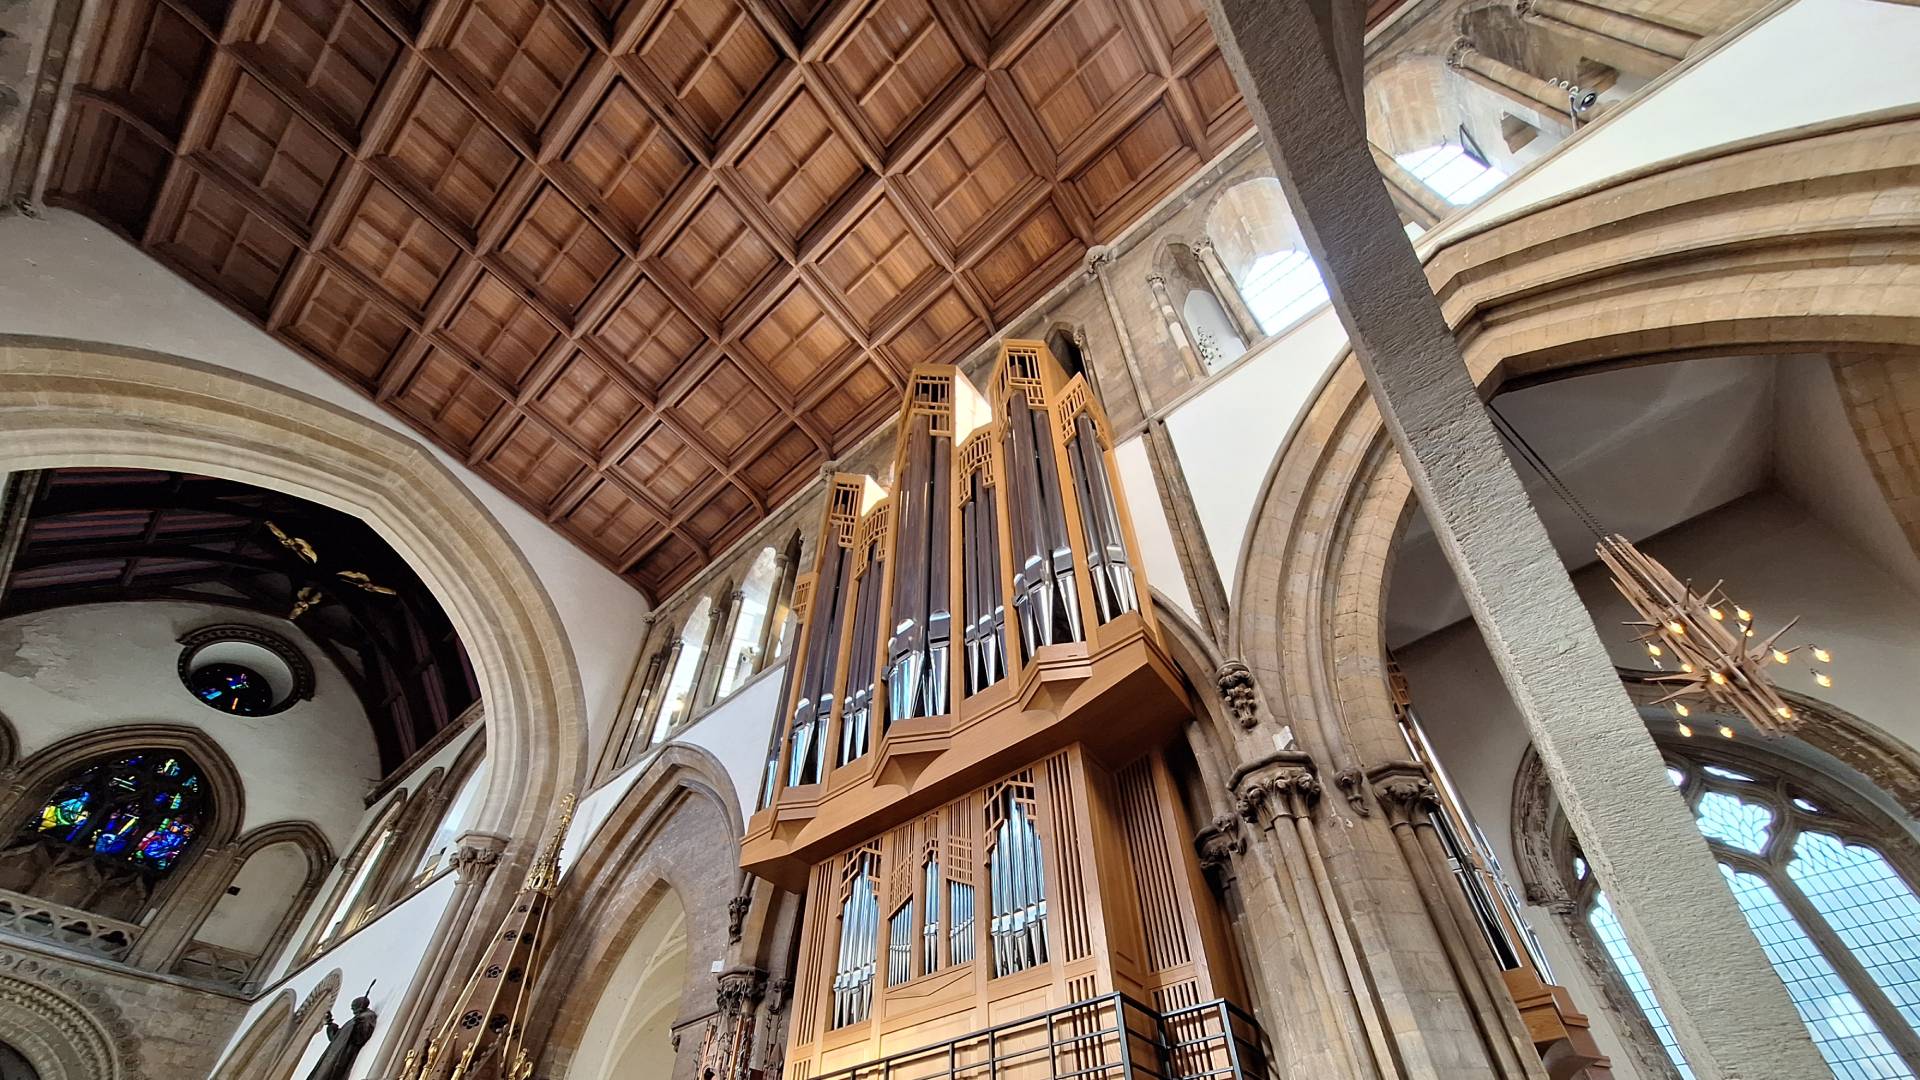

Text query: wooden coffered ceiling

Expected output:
[48,0,1252,598]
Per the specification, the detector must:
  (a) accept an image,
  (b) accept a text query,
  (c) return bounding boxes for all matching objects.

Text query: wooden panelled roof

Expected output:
[48,0,1252,598]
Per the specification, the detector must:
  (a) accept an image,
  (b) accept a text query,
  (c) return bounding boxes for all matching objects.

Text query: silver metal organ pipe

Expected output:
[1066,413,1137,624]
[839,547,884,767]
[1004,393,1081,662]
[790,543,851,788]
[886,418,954,724]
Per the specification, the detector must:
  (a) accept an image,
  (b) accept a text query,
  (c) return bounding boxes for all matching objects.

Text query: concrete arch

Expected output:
[0,338,585,856]
[532,743,744,1078]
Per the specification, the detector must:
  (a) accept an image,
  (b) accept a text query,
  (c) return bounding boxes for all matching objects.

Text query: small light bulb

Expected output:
[1709,607,1725,621]
[1648,643,1663,657]
[1678,722,1694,737]
[1773,649,1791,665]
[1709,670,1727,685]
[1745,627,1755,638]
[1667,621,1686,635]
[1812,647,1831,663]
[1675,703,1690,717]
[1719,725,1736,739]
[1815,671,1832,688]
[1680,661,1694,673]
[1737,607,1752,622]
[1777,706,1793,720]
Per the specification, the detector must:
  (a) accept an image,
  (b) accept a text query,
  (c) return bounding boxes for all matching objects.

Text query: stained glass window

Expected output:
[26,753,208,874]
[1572,747,1920,1079]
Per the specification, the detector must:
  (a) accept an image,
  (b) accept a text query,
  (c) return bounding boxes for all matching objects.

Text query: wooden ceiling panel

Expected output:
[392,346,510,451]
[654,185,780,323]
[739,280,858,399]
[440,269,560,385]
[822,0,971,150]
[734,86,866,242]
[558,79,694,242]
[564,479,661,562]
[494,184,622,316]
[814,194,939,332]
[1007,0,1155,160]
[434,0,591,138]
[155,167,300,317]
[282,261,413,390]
[243,0,399,134]
[586,273,705,393]
[670,355,780,459]
[377,74,521,232]
[58,0,1248,599]
[634,0,782,144]
[331,175,462,313]
[530,350,646,454]
[482,414,590,508]
[903,92,1039,255]
[201,69,346,228]
[615,423,716,512]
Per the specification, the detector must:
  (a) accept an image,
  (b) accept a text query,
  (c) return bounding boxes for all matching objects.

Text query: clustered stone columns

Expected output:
[1201,0,1830,1072]
[364,832,507,1080]
[1447,40,1590,127]
[1191,239,1265,344]
[1517,0,1699,78]
[1146,271,1212,379]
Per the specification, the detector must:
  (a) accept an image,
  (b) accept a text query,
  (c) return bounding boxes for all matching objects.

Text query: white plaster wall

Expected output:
[1162,306,1349,592]
[0,601,377,847]
[1432,0,1920,241]
[0,212,651,762]
[1113,436,1197,623]
[1397,491,1920,1078]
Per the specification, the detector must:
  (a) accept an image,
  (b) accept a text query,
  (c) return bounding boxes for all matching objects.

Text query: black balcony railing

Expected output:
[810,993,1272,1080]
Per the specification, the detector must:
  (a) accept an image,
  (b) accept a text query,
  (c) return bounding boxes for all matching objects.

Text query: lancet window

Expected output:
[986,775,1049,977]
[719,546,782,699]
[651,597,712,743]
[1565,747,1920,1078]
[832,847,881,1028]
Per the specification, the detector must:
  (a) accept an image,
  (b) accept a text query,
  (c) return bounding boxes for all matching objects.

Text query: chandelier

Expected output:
[1597,535,1833,738]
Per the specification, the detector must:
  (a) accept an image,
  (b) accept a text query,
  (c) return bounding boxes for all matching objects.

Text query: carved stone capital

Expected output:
[1369,765,1440,827]
[1084,247,1114,278]
[1215,659,1261,730]
[1194,813,1246,879]
[1233,754,1321,824]
[1333,765,1370,816]
[727,892,752,943]
[1145,271,1168,288]
[715,966,768,1014]
[1446,37,1477,67]
[766,977,792,1015]
[449,832,508,885]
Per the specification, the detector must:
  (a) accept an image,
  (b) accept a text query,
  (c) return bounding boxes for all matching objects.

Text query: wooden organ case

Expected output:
[743,343,1252,1080]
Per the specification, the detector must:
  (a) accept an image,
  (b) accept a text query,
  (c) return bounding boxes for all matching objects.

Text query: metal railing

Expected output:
[811,993,1271,1080]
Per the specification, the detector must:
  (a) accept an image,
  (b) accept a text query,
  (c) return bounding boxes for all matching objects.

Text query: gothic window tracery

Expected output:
[1563,747,1920,1079]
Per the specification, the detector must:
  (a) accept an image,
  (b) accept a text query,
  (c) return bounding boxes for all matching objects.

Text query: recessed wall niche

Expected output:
[177,626,314,718]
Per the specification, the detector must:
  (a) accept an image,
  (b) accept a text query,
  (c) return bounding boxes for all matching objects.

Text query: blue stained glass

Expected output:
[23,752,208,879]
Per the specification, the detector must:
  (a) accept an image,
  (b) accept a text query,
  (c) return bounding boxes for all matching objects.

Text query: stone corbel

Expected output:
[448,833,508,885]
[1215,659,1261,730]
[727,891,752,943]
[1231,750,1321,828]
[1193,813,1246,889]
[1367,763,1440,828]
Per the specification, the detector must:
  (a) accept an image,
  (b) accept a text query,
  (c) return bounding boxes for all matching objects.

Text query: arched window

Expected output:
[1563,746,1920,1078]
[310,793,407,950]
[1394,142,1507,205]
[651,597,712,743]
[718,547,781,699]
[414,760,487,882]
[0,751,211,921]
[1238,248,1329,335]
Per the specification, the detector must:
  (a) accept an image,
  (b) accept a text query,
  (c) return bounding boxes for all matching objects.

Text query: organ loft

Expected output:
[743,342,1253,1078]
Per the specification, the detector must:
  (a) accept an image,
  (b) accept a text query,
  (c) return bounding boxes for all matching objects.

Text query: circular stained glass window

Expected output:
[188,662,276,715]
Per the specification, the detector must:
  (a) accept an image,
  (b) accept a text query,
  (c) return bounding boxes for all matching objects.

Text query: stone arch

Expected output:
[208,991,294,1080]
[298,790,408,957]
[1232,110,1920,783]
[532,743,745,1078]
[186,821,334,990]
[267,969,341,1080]
[0,714,18,774]
[0,724,247,933]
[0,339,585,856]
[0,970,121,1080]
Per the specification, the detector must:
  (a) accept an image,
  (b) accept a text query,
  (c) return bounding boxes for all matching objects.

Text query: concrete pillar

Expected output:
[1518,0,1698,77]
[1447,41,1579,126]
[1193,239,1266,344]
[1368,143,1449,229]
[1198,0,1830,1075]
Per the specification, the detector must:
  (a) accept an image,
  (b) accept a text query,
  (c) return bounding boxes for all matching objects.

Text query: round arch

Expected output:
[531,743,744,1078]
[1229,110,1920,780]
[0,339,585,853]
[0,972,121,1080]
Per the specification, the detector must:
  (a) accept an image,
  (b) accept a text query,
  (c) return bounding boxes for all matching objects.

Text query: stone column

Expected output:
[1147,271,1211,379]
[1368,143,1449,229]
[128,841,242,972]
[1087,250,1158,414]
[365,831,508,1080]
[1144,423,1230,642]
[697,588,746,707]
[1199,0,1829,1074]
[1192,239,1265,344]
[756,549,796,668]
[1518,0,1698,77]
[696,966,768,1080]
[1447,41,1581,126]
